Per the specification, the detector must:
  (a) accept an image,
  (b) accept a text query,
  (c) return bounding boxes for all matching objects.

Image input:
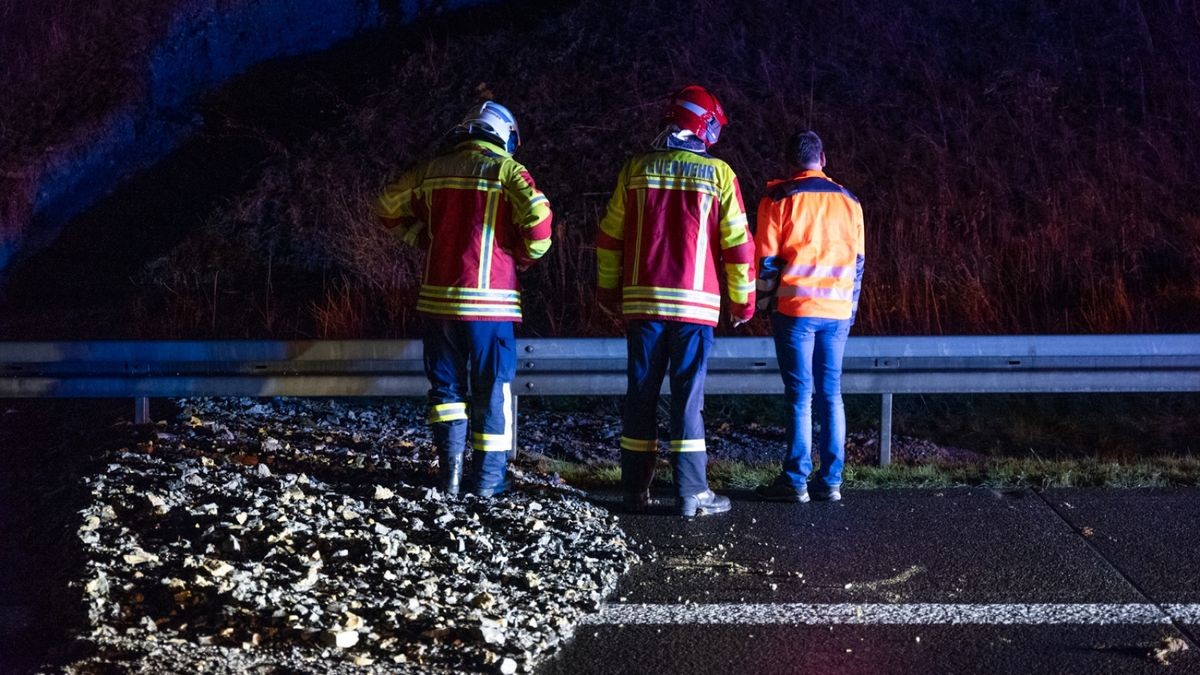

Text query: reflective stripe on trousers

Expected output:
[621,319,712,497]
[423,319,515,490]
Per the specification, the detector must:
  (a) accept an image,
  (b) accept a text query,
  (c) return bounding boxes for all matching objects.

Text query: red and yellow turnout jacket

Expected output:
[377,139,553,321]
[596,149,755,326]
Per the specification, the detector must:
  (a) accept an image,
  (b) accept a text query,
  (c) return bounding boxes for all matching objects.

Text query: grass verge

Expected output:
[539,456,1200,491]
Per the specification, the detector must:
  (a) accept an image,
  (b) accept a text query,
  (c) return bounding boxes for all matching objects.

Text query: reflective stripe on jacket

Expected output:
[754,169,864,320]
[376,140,552,321]
[596,149,755,326]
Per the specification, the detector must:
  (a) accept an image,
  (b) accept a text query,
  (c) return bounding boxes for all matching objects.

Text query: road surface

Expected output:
[541,488,1200,674]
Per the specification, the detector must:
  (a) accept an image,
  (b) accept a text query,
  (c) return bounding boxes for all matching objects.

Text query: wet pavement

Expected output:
[541,488,1200,674]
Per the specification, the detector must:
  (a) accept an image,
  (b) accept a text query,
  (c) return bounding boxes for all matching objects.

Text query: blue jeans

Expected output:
[771,314,850,490]
[423,319,515,491]
[622,320,713,497]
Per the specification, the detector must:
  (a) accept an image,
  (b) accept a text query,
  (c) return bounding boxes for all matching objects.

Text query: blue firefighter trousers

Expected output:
[771,313,851,490]
[423,319,515,492]
[621,320,713,497]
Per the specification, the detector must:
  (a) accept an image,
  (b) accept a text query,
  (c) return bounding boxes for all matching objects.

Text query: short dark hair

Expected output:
[787,131,823,168]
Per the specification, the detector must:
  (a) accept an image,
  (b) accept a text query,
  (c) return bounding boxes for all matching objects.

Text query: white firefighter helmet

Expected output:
[456,101,521,153]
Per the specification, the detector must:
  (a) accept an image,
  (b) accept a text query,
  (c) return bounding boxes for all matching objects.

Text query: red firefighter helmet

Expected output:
[662,85,728,147]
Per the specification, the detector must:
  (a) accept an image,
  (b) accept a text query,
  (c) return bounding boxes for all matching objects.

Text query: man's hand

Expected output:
[729,306,753,329]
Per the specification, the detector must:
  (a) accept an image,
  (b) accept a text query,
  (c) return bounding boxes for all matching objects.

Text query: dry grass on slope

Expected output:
[13,0,1200,338]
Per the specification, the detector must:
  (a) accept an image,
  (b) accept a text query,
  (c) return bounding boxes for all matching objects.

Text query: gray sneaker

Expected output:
[755,482,811,503]
[678,489,731,518]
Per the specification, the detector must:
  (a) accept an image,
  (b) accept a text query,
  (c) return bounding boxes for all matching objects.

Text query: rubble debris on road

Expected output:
[64,397,638,674]
[1152,636,1189,666]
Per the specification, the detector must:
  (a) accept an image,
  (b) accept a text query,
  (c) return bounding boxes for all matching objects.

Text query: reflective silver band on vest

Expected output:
[784,263,855,280]
[776,285,854,300]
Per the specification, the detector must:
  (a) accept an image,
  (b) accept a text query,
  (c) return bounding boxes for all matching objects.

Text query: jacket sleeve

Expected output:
[717,169,755,321]
[375,168,429,248]
[595,161,630,304]
[502,159,553,268]
[851,200,866,324]
[754,194,785,311]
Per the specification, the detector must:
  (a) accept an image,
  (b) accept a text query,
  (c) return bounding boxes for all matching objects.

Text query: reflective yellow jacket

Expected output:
[755,169,865,320]
[377,140,552,321]
[596,149,755,326]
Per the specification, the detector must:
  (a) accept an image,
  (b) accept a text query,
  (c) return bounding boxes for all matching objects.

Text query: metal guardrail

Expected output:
[2,335,1198,464]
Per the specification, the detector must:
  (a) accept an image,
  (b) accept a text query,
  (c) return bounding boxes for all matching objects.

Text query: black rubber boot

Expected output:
[470,450,510,497]
[438,452,464,496]
[621,451,657,513]
[472,477,509,498]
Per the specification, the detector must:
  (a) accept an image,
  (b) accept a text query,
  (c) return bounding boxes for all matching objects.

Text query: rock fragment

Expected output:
[322,629,359,649]
[123,549,159,566]
[201,558,234,577]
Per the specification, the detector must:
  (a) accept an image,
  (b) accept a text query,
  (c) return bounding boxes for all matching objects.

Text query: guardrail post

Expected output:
[508,394,519,460]
[134,397,150,425]
[879,393,893,466]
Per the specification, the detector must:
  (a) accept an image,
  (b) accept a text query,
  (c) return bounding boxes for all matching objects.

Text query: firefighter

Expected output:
[754,130,865,503]
[596,85,755,518]
[376,101,553,497]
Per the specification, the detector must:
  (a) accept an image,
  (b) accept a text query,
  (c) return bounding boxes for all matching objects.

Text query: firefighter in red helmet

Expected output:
[377,101,553,497]
[596,85,755,517]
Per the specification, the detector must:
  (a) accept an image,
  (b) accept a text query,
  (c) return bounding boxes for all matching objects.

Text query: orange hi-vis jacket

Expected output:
[377,139,553,322]
[596,149,755,326]
[754,169,865,320]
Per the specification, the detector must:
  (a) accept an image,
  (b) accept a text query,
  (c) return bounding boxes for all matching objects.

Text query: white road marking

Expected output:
[582,603,1200,626]
[1166,604,1200,623]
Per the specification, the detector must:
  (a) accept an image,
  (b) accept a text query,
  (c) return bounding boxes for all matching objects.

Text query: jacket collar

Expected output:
[790,168,827,180]
[455,138,511,157]
[653,128,708,154]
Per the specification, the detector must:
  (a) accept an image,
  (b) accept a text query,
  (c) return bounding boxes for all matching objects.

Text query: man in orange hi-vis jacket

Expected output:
[596,85,755,518]
[377,101,552,497]
[754,130,865,504]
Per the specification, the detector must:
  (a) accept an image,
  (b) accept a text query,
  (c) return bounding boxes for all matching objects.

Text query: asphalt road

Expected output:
[540,488,1200,674]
